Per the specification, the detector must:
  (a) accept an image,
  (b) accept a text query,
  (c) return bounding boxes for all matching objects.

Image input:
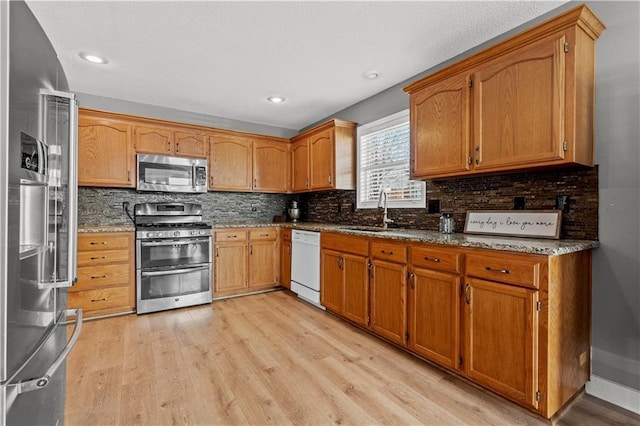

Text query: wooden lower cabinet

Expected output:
[408,267,460,370]
[213,228,279,297]
[464,278,538,409]
[69,232,135,318]
[320,233,370,327]
[319,231,592,419]
[279,229,291,289]
[370,259,407,345]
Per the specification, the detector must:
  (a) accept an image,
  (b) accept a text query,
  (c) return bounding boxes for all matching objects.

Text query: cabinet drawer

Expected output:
[465,252,545,289]
[322,232,368,256]
[78,233,130,251]
[74,264,130,291]
[371,241,407,263]
[68,286,131,313]
[250,228,277,240]
[215,229,247,242]
[78,249,130,266]
[410,245,462,273]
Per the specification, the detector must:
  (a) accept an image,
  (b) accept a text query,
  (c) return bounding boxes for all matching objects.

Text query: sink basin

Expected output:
[340,226,397,233]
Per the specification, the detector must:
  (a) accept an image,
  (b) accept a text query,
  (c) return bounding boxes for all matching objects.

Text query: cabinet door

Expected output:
[253,141,288,192]
[320,249,343,313]
[342,254,369,327]
[370,259,407,345]
[280,241,291,289]
[410,73,471,178]
[464,278,538,409]
[249,239,278,288]
[473,34,566,171]
[291,139,309,192]
[408,268,460,369]
[175,130,208,158]
[214,242,248,295]
[133,125,173,155]
[209,135,252,191]
[309,129,334,190]
[78,115,134,187]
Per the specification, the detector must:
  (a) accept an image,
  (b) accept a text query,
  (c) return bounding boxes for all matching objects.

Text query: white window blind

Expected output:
[357,110,425,209]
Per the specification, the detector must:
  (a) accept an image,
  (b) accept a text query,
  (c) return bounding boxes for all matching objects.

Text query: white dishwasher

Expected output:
[290,230,325,309]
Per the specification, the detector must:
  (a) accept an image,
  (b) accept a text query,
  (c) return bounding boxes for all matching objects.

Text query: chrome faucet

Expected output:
[377,187,394,229]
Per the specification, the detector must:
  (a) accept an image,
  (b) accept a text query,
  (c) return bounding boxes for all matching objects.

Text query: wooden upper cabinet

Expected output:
[174,130,207,158]
[134,125,173,155]
[209,134,253,191]
[134,126,207,158]
[253,140,289,192]
[410,72,470,178]
[78,112,134,187]
[473,34,565,171]
[404,4,604,179]
[290,119,356,193]
[309,128,334,190]
[290,139,309,192]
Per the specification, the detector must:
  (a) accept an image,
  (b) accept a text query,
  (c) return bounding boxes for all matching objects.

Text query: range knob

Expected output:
[174,231,181,237]
[199,230,205,235]
[155,232,162,238]
[146,232,153,238]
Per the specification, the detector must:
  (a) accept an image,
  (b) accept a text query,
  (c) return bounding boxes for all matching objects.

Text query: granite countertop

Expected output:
[78,222,598,255]
[78,224,136,233]
[213,222,599,256]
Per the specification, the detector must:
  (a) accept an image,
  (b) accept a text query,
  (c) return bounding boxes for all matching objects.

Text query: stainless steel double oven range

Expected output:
[134,203,212,314]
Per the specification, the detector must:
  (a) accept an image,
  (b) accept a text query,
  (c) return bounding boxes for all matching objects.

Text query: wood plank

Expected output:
[66,291,640,426]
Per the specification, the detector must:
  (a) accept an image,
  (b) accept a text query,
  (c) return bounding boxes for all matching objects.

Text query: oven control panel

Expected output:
[137,228,211,239]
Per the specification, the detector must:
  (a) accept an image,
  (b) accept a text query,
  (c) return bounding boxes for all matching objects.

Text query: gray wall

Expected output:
[309,1,640,393]
[77,92,298,139]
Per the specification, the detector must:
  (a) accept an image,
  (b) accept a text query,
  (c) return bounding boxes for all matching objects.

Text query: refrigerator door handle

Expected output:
[3,309,83,395]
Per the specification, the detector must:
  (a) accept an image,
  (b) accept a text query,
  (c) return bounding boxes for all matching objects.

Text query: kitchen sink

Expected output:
[340,226,400,233]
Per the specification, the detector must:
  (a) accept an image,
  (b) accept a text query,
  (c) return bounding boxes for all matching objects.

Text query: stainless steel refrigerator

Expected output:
[0,2,83,425]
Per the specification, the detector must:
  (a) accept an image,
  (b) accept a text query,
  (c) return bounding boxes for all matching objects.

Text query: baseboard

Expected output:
[586,375,640,415]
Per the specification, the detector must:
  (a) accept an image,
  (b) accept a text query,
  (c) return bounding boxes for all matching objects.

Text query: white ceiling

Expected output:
[26,1,568,131]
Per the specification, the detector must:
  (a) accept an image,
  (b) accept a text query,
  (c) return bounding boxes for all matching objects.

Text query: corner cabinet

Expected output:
[78,110,135,187]
[404,5,605,179]
[290,119,357,192]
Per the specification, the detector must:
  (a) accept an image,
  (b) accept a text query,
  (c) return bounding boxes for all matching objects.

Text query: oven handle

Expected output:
[140,238,210,247]
[141,265,210,277]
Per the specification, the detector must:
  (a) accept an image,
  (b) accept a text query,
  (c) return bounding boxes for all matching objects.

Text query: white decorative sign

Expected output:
[464,210,562,239]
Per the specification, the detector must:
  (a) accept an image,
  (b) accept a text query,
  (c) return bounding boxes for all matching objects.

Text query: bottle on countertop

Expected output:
[439,213,454,234]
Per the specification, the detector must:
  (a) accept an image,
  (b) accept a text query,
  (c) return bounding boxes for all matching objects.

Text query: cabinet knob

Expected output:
[424,256,440,263]
[465,283,471,304]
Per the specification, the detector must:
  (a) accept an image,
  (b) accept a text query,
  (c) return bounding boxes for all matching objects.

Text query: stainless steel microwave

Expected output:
[136,154,208,193]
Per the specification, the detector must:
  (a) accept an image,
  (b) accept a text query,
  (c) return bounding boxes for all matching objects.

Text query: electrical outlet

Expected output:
[428,199,441,214]
[514,197,526,210]
[122,201,129,212]
[555,195,570,213]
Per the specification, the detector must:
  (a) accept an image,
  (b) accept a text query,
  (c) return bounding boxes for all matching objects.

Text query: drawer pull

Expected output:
[485,266,510,274]
[90,256,107,260]
[90,242,107,245]
[381,250,394,255]
[90,298,107,302]
[226,235,238,239]
[424,256,441,263]
[90,275,107,279]
[259,233,270,237]
[465,283,471,304]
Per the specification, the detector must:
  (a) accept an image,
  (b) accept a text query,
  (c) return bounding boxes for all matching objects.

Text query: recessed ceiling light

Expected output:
[267,96,286,104]
[79,52,108,64]
[362,70,380,80]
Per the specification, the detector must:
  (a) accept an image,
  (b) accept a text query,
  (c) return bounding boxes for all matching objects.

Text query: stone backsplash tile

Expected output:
[299,166,598,240]
[78,188,290,226]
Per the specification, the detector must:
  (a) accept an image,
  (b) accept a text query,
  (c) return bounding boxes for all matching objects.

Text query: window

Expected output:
[357,110,425,209]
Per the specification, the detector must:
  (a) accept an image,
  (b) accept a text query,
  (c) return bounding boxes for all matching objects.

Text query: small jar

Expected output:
[439,213,455,234]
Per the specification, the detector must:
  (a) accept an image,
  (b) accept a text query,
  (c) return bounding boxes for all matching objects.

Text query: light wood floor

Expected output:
[66,290,640,425]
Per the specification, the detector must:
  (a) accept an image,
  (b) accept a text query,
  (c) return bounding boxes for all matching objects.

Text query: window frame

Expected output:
[356,109,426,209]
